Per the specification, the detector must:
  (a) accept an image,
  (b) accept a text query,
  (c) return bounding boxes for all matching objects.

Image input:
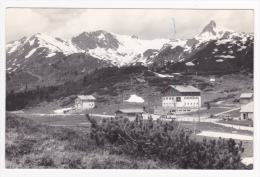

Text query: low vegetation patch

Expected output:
[6,114,168,169]
[6,113,253,169]
[86,114,252,169]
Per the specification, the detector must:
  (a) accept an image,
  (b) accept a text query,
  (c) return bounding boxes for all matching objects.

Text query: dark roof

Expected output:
[161,85,201,93]
[115,109,144,114]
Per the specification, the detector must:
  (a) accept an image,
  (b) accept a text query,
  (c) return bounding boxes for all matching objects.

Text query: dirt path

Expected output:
[197,131,253,140]
[215,122,253,132]
[25,71,43,81]
[213,107,240,116]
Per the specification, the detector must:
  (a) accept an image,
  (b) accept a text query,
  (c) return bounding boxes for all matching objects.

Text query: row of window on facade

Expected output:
[163,102,198,106]
[169,109,191,112]
[163,96,199,100]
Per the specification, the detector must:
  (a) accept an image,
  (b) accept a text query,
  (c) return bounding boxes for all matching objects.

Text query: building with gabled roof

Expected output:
[115,108,145,121]
[161,85,202,93]
[75,95,96,110]
[240,102,254,121]
[239,93,253,107]
[77,95,96,100]
[160,85,202,114]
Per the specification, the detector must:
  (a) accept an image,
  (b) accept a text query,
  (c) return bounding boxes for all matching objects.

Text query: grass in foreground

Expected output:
[5,113,171,169]
[6,113,253,169]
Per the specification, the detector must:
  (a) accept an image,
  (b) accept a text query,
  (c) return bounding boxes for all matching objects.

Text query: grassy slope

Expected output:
[23,69,253,115]
[5,113,173,169]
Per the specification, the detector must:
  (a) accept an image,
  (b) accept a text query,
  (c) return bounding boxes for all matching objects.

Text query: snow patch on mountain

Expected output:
[46,53,56,58]
[238,46,247,51]
[86,32,170,66]
[215,55,235,59]
[216,59,224,62]
[25,48,37,58]
[185,61,195,66]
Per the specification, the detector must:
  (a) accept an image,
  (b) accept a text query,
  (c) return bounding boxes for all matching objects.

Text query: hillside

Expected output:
[152,21,253,72]
[6,65,253,115]
[6,66,171,111]
[5,113,168,169]
[6,113,253,169]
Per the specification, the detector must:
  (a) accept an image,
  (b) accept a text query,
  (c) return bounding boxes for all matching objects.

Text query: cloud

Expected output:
[6,8,254,43]
[6,8,49,42]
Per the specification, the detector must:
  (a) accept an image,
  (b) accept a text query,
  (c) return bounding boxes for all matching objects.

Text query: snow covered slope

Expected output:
[6,31,170,72]
[71,30,170,66]
[6,20,254,76]
[152,20,254,67]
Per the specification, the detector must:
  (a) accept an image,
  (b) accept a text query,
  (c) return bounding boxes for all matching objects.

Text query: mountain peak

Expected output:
[202,20,217,34]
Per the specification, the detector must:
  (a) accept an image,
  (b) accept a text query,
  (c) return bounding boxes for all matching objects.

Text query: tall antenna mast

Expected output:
[172,18,177,118]
[172,18,176,88]
[172,18,176,42]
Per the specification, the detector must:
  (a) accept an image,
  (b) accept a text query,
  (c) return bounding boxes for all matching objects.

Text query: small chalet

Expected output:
[75,95,96,110]
[115,108,144,121]
[239,93,253,107]
[240,102,254,121]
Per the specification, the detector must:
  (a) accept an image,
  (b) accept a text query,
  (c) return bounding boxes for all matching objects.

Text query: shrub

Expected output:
[87,115,247,169]
[38,155,54,167]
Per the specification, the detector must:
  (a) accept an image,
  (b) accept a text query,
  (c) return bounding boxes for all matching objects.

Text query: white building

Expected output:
[239,93,253,107]
[240,102,254,121]
[75,95,96,110]
[161,85,202,113]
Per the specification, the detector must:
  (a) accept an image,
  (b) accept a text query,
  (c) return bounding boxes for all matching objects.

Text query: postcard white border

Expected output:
[0,1,259,177]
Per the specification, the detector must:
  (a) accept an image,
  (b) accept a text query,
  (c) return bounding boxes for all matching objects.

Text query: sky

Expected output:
[6,8,254,43]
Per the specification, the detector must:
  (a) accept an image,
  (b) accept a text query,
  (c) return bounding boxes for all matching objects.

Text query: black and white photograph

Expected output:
[1,1,259,174]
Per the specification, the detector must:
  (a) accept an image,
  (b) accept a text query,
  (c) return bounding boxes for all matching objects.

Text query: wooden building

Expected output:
[240,102,254,121]
[75,95,96,110]
[160,85,202,113]
[115,108,144,121]
[239,93,253,107]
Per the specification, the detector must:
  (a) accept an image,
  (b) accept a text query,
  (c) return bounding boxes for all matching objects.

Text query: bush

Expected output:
[38,155,54,167]
[87,115,247,169]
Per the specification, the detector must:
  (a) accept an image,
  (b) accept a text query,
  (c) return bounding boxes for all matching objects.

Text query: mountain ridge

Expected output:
[6,20,254,92]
